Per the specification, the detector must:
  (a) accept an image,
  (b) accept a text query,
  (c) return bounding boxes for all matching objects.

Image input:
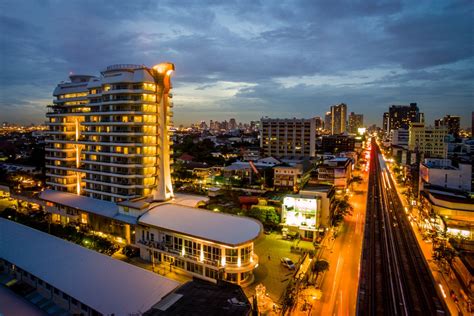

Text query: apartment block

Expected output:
[330,103,347,135]
[260,117,316,157]
[46,63,175,202]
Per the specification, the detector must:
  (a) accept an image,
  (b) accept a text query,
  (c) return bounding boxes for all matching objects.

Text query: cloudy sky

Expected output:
[0,0,473,127]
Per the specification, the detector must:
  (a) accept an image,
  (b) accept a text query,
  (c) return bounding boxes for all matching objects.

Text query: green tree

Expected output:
[331,195,353,226]
[312,259,330,281]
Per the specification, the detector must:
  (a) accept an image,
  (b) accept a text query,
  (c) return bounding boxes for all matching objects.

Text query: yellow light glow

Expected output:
[221,256,226,267]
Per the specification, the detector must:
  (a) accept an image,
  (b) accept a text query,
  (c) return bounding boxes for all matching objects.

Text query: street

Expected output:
[310,167,368,316]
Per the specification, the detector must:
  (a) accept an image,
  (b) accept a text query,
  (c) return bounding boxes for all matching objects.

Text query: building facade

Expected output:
[320,135,355,154]
[46,63,175,203]
[330,103,347,135]
[408,123,448,158]
[434,115,461,138]
[419,158,472,192]
[348,112,363,134]
[317,157,352,188]
[385,103,423,133]
[136,204,262,286]
[260,117,316,157]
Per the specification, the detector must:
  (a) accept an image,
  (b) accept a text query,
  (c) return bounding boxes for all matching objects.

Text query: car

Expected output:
[280,257,296,270]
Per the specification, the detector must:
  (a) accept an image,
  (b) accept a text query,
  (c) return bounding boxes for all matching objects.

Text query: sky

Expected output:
[0,0,473,127]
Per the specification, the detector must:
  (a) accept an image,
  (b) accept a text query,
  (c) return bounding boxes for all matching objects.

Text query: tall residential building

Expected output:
[260,117,316,157]
[348,112,363,134]
[386,103,423,133]
[46,63,175,203]
[408,122,448,158]
[330,103,347,135]
[435,115,461,137]
[324,111,332,131]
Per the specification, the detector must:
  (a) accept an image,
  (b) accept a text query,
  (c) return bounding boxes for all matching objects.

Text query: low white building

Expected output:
[0,218,179,316]
[136,203,262,286]
[420,158,472,192]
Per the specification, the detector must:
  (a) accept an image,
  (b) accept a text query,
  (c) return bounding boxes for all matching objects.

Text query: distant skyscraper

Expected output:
[435,115,461,138]
[260,117,316,157]
[229,118,237,130]
[45,63,175,202]
[324,111,332,131]
[386,103,422,133]
[330,103,347,135]
[348,112,364,134]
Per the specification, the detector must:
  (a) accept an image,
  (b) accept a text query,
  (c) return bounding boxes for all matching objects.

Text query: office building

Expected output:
[330,103,347,134]
[435,115,461,138]
[45,63,175,202]
[348,112,363,134]
[314,116,324,130]
[260,117,317,157]
[408,123,448,158]
[390,129,409,148]
[385,103,423,133]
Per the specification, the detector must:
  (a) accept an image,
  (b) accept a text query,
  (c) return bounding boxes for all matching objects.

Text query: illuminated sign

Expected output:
[357,127,366,135]
[283,196,318,228]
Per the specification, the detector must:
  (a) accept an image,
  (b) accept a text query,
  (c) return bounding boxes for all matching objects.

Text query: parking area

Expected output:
[244,232,314,303]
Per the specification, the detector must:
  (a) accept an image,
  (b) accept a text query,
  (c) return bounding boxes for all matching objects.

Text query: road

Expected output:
[310,164,369,316]
[357,140,448,315]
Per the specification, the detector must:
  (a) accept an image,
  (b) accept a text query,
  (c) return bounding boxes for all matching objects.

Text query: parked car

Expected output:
[122,245,140,258]
[280,257,295,270]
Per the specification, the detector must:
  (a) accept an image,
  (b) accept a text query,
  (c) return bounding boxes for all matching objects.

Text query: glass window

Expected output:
[226,248,238,264]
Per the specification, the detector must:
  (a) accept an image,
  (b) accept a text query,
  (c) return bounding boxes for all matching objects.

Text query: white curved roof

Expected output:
[139,204,262,246]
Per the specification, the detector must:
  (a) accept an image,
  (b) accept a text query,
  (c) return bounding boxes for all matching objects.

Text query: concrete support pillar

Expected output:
[124,224,131,244]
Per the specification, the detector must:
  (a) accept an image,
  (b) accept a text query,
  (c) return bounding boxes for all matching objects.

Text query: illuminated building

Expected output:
[408,123,448,158]
[260,117,317,157]
[386,103,423,133]
[45,63,174,202]
[321,135,356,154]
[281,184,334,241]
[324,111,332,132]
[419,158,471,192]
[348,112,363,134]
[434,115,461,138]
[136,203,261,286]
[330,103,347,135]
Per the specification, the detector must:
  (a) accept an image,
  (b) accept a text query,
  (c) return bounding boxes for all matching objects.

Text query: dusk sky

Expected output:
[0,0,472,127]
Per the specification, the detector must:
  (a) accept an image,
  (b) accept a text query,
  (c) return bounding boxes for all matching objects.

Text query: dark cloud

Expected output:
[0,0,472,126]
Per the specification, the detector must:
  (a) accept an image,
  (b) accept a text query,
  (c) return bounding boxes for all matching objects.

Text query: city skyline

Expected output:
[0,1,473,127]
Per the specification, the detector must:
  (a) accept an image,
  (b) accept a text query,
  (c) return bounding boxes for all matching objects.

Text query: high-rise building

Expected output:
[260,117,316,157]
[434,115,461,138]
[324,111,332,131]
[408,123,447,158]
[383,112,389,133]
[314,116,323,130]
[229,118,237,130]
[348,112,363,134]
[45,63,175,202]
[330,103,347,135]
[386,103,423,133]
